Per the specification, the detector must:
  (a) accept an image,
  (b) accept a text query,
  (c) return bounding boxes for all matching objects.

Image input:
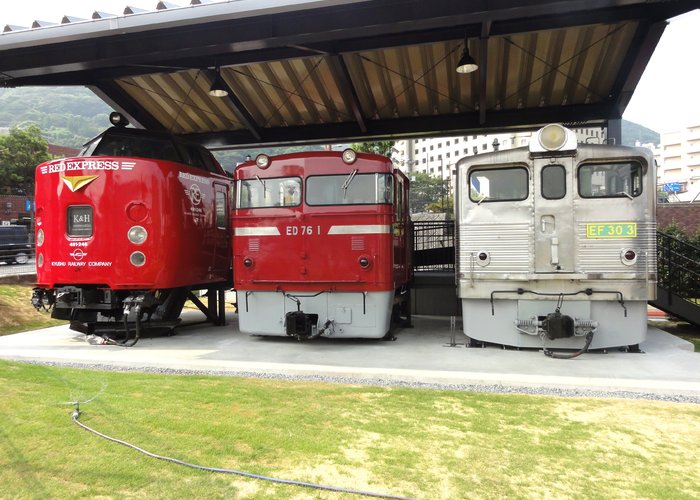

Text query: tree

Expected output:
[350,140,395,158]
[0,125,52,194]
[408,171,453,216]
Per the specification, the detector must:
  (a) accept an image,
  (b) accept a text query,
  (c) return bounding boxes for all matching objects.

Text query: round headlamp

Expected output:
[109,112,129,128]
[358,255,372,269]
[130,251,146,267]
[255,154,270,169]
[538,124,568,151]
[537,123,566,151]
[127,226,148,245]
[342,148,357,165]
[621,248,637,266]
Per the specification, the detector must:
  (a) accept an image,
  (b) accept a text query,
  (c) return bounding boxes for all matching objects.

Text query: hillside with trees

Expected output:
[0,87,110,148]
[622,120,660,146]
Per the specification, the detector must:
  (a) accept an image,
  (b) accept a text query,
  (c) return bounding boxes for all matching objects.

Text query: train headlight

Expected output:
[255,154,270,169]
[130,251,146,267]
[342,148,357,165]
[531,124,577,153]
[109,111,129,128]
[36,229,44,247]
[621,248,637,266]
[358,255,372,269]
[37,253,44,267]
[127,225,148,245]
[538,124,567,150]
[243,257,254,268]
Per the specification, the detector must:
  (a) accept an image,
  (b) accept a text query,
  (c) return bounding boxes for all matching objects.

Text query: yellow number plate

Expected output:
[586,223,637,238]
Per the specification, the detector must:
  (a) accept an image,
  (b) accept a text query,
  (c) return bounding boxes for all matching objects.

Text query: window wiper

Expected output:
[477,194,489,205]
[616,191,633,200]
[255,175,266,193]
[341,169,358,198]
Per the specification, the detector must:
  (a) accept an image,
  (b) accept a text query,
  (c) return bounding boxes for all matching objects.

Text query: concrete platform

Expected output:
[1,312,699,398]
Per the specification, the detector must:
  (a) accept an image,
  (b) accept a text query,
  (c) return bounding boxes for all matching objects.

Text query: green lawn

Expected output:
[1,360,699,499]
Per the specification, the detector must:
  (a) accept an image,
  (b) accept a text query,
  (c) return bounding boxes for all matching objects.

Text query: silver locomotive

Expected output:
[456,124,656,356]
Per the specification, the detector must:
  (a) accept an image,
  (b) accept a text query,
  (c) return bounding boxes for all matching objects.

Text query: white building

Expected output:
[393,127,607,187]
[655,125,700,202]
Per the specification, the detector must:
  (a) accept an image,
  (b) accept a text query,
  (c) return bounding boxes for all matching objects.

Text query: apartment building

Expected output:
[392,127,607,186]
[655,125,700,202]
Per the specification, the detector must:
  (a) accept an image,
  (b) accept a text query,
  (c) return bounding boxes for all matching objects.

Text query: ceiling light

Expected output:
[209,67,228,97]
[456,39,478,74]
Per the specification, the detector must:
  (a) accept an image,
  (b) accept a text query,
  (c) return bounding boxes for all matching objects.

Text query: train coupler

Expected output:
[515,316,598,340]
[31,288,55,312]
[284,312,335,340]
[542,311,574,340]
[284,311,319,340]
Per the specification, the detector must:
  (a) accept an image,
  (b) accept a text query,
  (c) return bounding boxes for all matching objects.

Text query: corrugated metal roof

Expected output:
[0,0,696,148]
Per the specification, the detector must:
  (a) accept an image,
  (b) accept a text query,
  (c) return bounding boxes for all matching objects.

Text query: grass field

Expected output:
[2,360,700,499]
[0,284,66,335]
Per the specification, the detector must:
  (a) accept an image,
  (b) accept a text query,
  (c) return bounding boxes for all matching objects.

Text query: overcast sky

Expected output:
[1,2,698,134]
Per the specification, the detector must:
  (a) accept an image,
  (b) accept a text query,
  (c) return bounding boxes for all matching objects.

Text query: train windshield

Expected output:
[237,177,302,208]
[83,132,182,163]
[577,162,643,198]
[469,167,528,202]
[306,173,393,205]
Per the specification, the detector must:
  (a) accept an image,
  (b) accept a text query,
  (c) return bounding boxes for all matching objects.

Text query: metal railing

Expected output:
[657,231,700,305]
[412,220,455,271]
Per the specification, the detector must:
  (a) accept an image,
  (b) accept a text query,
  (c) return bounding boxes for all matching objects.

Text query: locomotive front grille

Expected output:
[458,222,531,274]
[248,238,260,252]
[576,221,657,274]
[351,236,365,251]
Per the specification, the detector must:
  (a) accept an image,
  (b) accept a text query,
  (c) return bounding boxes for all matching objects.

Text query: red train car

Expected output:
[32,115,233,340]
[233,149,411,339]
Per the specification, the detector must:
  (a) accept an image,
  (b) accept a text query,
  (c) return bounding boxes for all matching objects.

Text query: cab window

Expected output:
[237,177,301,208]
[91,133,181,163]
[578,162,643,198]
[541,165,566,200]
[306,173,393,205]
[469,167,528,202]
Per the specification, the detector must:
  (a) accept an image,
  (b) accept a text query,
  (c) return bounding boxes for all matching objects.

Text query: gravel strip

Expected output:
[15,359,700,404]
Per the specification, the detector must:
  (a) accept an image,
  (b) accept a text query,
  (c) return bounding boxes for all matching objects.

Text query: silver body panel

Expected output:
[238,290,393,339]
[456,143,656,349]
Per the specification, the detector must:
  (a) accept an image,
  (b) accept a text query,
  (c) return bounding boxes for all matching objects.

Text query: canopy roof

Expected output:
[0,0,696,148]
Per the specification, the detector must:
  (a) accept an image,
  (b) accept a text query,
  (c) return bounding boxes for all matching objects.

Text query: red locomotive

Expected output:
[31,113,233,342]
[232,149,411,339]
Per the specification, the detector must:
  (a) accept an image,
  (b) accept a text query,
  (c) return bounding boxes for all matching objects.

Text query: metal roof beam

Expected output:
[478,21,491,125]
[327,55,367,133]
[208,71,263,141]
[609,20,667,118]
[88,81,164,131]
[188,102,613,149]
